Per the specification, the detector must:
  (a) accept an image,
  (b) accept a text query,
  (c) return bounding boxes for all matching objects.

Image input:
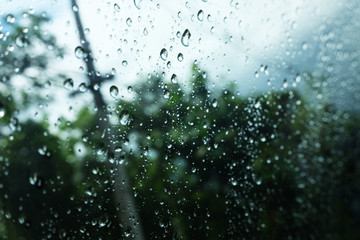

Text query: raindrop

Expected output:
[134,0,143,9]
[72,4,79,12]
[160,48,168,61]
[6,14,15,23]
[119,110,130,125]
[29,173,38,185]
[15,35,28,48]
[212,98,218,107]
[143,27,148,36]
[127,86,133,93]
[64,78,74,90]
[202,122,208,129]
[177,53,184,62]
[74,46,85,59]
[0,102,5,118]
[114,3,121,12]
[171,74,178,83]
[110,85,119,98]
[122,60,128,67]
[163,90,170,99]
[9,117,18,131]
[78,82,87,92]
[44,80,51,88]
[202,0,208,2]
[126,18,133,27]
[197,10,204,21]
[181,29,191,47]
[38,146,47,155]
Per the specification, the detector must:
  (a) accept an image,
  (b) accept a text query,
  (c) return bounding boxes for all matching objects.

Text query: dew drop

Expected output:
[74,46,85,59]
[110,85,119,98]
[181,29,191,47]
[127,86,133,93]
[160,48,168,61]
[197,10,204,21]
[64,78,74,90]
[143,27,148,36]
[119,110,130,125]
[122,60,128,67]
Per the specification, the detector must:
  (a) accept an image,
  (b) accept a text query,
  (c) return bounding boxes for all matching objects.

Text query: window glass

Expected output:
[0,0,359,239]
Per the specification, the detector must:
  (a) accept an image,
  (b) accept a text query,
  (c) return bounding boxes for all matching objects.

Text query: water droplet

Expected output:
[122,60,128,66]
[143,27,148,36]
[64,78,74,90]
[212,98,218,107]
[171,74,178,83]
[181,29,191,47]
[197,10,204,21]
[202,122,208,129]
[127,86,133,93]
[9,117,18,131]
[110,85,119,98]
[38,146,47,155]
[0,102,5,118]
[72,4,79,12]
[44,80,51,88]
[119,110,130,125]
[160,48,168,61]
[74,46,85,59]
[6,14,15,23]
[78,82,87,92]
[177,53,184,62]
[134,0,143,9]
[283,79,288,88]
[202,0,208,2]
[114,3,121,12]
[29,173,38,185]
[15,35,28,48]
[126,18,133,27]
[302,42,308,50]
[163,90,170,99]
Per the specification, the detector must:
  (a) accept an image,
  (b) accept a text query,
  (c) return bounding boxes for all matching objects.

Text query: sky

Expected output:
[1,0,359,124]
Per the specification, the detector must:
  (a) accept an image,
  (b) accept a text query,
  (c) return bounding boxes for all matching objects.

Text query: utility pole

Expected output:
[70,0,145,239]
